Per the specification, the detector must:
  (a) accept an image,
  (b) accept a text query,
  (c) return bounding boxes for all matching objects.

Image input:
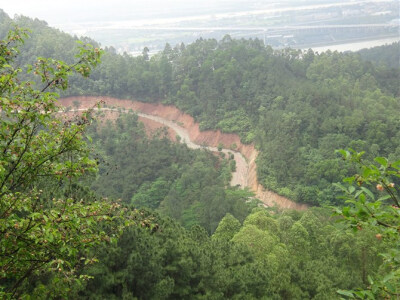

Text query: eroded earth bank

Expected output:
[59,96,307,210]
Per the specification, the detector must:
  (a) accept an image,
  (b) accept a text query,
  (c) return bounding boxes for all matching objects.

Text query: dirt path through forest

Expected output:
[59,96,307,210]
[135,112,249,188]
[67,107,248,188]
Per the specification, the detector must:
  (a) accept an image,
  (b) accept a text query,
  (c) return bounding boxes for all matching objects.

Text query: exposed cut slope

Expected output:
[59,96,307,210]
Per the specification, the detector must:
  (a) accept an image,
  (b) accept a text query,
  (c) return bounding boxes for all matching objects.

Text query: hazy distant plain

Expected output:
[2,0,399,53]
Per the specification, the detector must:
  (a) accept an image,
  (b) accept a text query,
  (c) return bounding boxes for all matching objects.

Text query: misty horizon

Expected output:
[1,0,399,53]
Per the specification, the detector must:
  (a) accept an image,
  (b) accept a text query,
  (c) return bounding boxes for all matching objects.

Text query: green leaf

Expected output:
[377,195,391,202]
[354,190,363,198]
[362,167,372,178]
[342,206,350,217]
[374,157,387,167]
[333,183,348,192]
[336,149,349,159]
[392,159,400,169]
[348,186,355,194]
[360,187,374,201]
[382,272,395,282]
[337,290,355,298]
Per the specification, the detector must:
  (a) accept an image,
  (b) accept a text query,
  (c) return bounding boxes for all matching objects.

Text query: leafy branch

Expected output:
[334,149,400,299]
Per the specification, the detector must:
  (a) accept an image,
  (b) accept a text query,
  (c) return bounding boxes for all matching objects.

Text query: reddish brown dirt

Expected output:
[59,96,307,210]
[62,109,177,141]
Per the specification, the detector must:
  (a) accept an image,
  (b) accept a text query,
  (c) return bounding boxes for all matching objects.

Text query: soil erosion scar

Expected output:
[59,96,307,210]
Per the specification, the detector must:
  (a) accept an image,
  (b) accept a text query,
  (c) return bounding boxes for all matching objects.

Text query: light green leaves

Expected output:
[374,156,388,168]
[334,149,400,298]
[0,27,132,298]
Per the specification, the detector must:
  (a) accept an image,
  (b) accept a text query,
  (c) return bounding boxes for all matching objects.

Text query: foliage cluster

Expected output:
[358,42,400,69]
[0,26,135,298]
[334,150,400,298]
[77,207,388,299]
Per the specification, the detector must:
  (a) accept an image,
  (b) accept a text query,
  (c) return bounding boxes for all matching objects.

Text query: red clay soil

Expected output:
[59,96,307,210]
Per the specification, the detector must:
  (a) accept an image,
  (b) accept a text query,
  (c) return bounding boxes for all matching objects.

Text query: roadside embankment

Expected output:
[59,96,307,210]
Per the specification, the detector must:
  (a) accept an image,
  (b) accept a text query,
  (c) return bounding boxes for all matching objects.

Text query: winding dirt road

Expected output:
[67,107,248,188]
[59,96,307,210]
[136,112,249,188]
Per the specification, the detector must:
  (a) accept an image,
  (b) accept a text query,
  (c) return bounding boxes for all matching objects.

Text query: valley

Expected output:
[1,10,399,297]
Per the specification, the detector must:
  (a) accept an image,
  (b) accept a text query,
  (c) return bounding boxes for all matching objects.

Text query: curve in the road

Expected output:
[67,107,248,188]
[59,96,308,210]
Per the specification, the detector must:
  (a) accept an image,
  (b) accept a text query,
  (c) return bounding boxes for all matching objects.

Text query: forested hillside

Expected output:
[79,114,391,299]
[358,42,400,68]
[1,11,398,205]
[78,208,386,299]
[1,10,399,298]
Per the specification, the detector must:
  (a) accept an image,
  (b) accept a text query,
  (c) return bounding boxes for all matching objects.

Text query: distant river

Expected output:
[307,36,400,52]
[128,36,400,57]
